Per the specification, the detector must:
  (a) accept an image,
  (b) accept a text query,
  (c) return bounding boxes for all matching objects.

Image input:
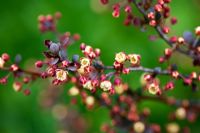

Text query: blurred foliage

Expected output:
[0,0,200,133]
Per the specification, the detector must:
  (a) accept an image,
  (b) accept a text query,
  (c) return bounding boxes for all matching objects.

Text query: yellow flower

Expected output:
[0,57,5,68]
[133,121,145,133]
[148,83,159,95]
[56,69,68,81]
[83,80,93,90]
[80,57,90,68]
[100,80,112,91]
[115,52,126,63]
[128,54,140,65]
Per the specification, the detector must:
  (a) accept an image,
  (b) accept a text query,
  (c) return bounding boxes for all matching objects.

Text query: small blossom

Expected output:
[13,82,22,92]
[10,64,19,71]
[77,67,85,75]
[56,69,68,81]
[148,83,159,95]
[154,4,162,12]
[175,107,186,120]
[149,20,156,27]
[190,72,197,79]
[80,57,90,68]
[113,61,123,69]
[128,54,141,65]
[83,80,93,90]
[0,57,5,68]
[62,60,69,67]
[115,52,126,63]
[114,84,124,94]
[147,12,155,19]
[171,71,179,79]
[133,121,145,133]
[195,26,200,36]
[84,45,93,54]
[68,86,80,96]
[177,37,184,44]
[166,123,180,133]
[100,80,112,91]
[85,96,95,106]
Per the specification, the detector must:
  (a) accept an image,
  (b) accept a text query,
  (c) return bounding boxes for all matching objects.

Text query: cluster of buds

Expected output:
[38,12,61,32]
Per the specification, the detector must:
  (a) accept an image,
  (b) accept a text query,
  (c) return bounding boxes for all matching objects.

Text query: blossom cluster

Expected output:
[0,0,200,133]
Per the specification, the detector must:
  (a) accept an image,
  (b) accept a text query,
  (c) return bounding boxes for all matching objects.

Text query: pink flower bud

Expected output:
[10,64,19,71]
[23,89,31,96]
[171,17,177,25]
[100,0,109,5]
[165,82,174,91]
[122,68,130,74]
[114,78,121,85]
[35,60,43,68]
[2,53,10,62]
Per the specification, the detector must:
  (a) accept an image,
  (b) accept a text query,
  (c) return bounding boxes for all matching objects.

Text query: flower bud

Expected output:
[35,60,43,68]
[80,43,86,50]
[50,42,60,53]
[112,9,120,18]
[2,53,10,62]
[164,48,172,57]
[23,89,31,96]
[122,68,130,74]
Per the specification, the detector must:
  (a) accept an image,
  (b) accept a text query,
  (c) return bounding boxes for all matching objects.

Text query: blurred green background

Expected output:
[0,0,200,133]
